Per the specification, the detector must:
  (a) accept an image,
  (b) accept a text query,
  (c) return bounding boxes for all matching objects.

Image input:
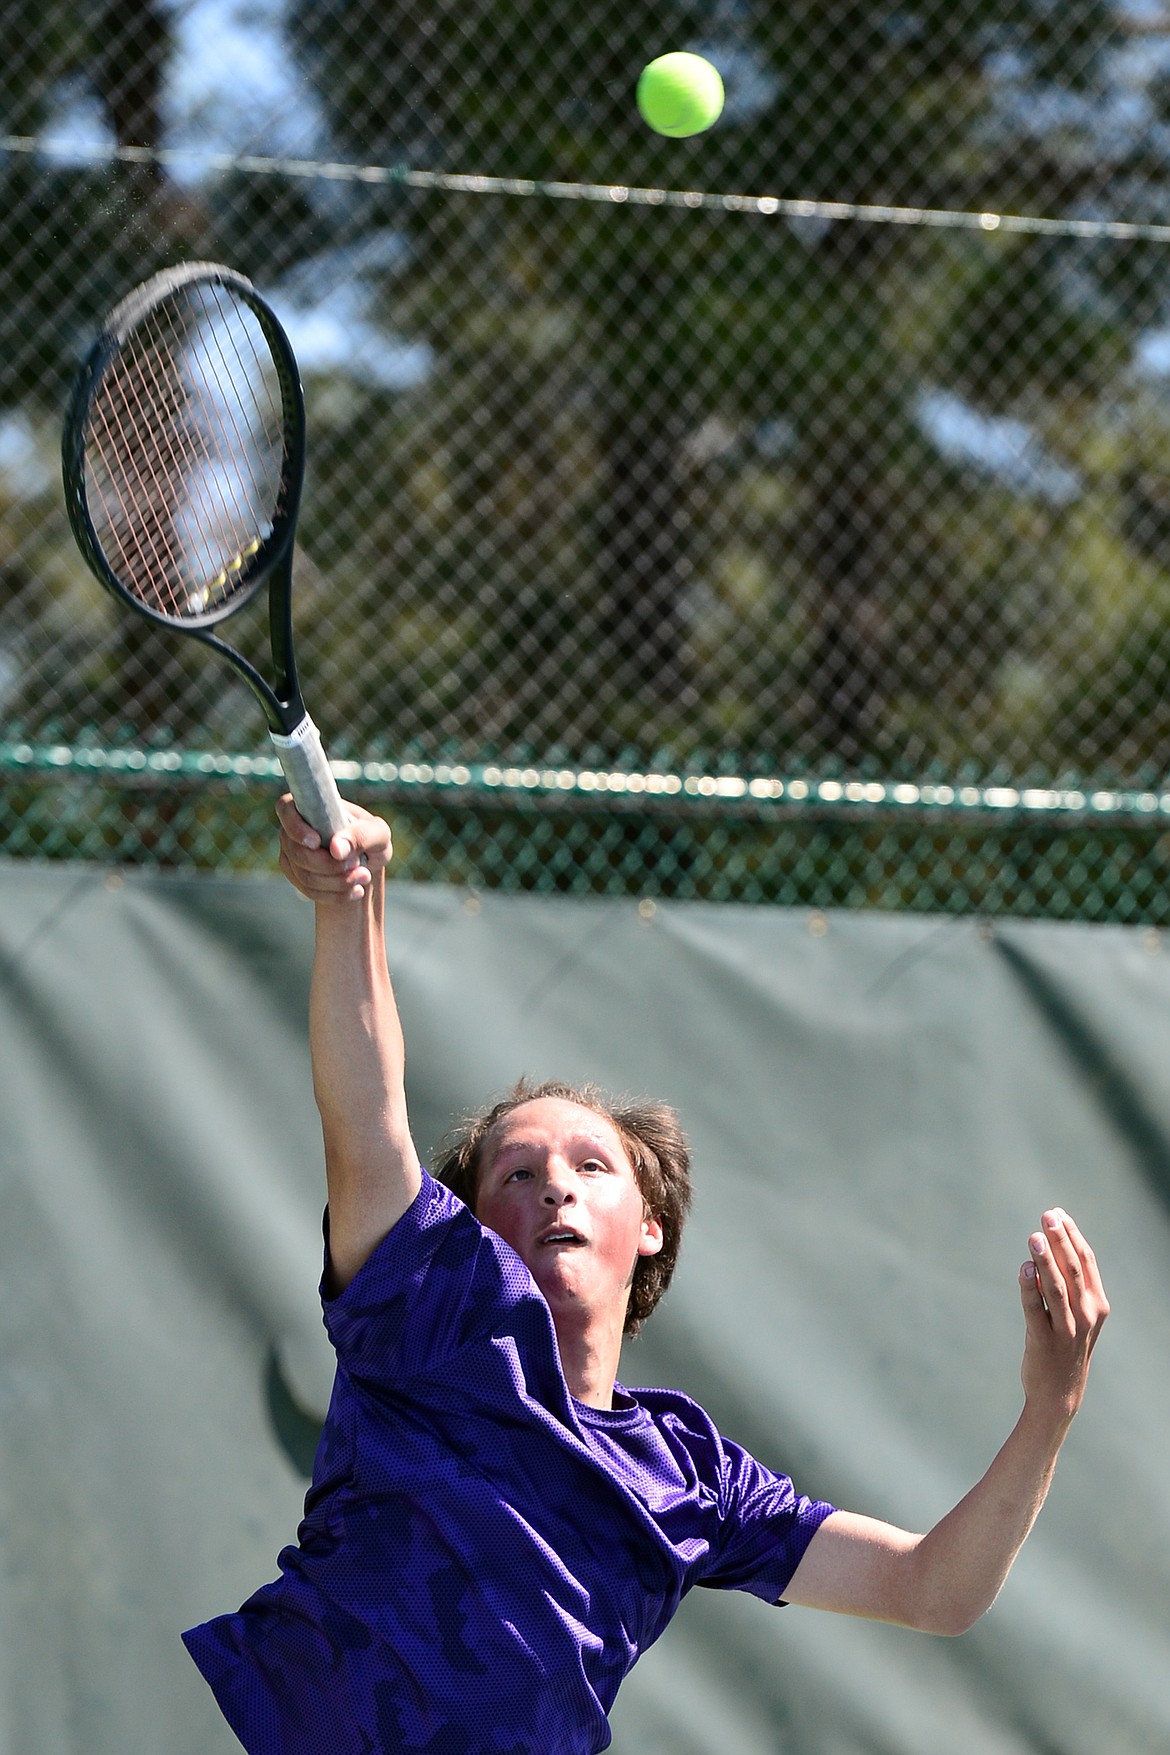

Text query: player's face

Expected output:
[474,1098,663,1331]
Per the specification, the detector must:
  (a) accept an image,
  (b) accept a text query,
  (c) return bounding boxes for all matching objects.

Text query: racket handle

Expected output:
[270,715,351,844]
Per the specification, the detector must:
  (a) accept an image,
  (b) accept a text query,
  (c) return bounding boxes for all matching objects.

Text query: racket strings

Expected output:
[147,287,284,603]
[88,307,222,612]
[83,285,289,622]
[91,334,208,612]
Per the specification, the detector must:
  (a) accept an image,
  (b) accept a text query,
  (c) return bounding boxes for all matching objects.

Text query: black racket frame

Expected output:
[61,260,310,740]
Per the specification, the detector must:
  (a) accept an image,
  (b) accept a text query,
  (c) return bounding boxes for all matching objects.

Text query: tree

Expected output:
[286,2,1134,769]
[9,0,1159,784]
[0,0,221,739]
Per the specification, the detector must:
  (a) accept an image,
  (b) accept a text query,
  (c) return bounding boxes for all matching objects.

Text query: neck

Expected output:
[552,1308,625,1409]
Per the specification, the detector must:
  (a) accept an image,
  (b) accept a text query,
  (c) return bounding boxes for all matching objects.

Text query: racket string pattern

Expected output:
[87,342,203,616]
[81,283,288,622]
[63,262,348,839]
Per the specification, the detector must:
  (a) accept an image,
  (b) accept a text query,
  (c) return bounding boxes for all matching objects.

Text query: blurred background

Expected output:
[9,1,1170,912]
[2,9,1170,1755]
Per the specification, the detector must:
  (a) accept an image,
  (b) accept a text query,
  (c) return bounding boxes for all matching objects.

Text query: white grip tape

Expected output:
[270,715,349,841]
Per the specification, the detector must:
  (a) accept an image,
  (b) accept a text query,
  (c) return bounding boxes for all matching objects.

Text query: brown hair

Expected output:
[432,1077,693,1336]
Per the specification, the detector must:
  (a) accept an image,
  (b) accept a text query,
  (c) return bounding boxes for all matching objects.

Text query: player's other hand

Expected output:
[277,794,392,903]
[1019,1208,1108,1427]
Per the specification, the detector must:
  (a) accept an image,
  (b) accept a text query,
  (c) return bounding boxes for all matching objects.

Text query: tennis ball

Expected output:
[636,52,724,138]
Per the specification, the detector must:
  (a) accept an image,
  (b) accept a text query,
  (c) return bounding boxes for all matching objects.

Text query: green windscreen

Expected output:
[0,861,1162,1754]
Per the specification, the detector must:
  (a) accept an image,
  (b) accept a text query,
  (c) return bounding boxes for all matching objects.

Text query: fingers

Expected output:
[276,794,391,902]
[1057,1209,1106,1304]
[1022,1207,1110,1344]
[1018,1256,1049,1321]
[279,839,369,901]
[1028,1211,1073,1325]
[275,791,321,849]
[1018,1207,1108,1422]
[1027,1209,1084,1329]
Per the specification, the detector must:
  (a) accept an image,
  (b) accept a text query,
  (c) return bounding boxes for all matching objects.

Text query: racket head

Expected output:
[62,262,305,633]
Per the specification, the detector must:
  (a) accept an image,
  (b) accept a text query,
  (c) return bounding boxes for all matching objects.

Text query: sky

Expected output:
[21,0,1170,488]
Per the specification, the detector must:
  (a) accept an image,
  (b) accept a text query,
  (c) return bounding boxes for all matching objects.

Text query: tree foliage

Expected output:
[7,1,1170,786]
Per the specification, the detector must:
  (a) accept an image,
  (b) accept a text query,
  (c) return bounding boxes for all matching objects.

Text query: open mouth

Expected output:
[539,1229,586,1247]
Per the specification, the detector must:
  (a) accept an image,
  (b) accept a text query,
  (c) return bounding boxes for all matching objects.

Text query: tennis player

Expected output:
[183,799,1108,1755]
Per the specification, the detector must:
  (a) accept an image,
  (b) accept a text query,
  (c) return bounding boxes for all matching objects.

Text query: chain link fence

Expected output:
[6,1,1170,913]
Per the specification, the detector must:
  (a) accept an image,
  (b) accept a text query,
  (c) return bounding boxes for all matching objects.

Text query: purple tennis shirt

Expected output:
[183,1171,834,1754]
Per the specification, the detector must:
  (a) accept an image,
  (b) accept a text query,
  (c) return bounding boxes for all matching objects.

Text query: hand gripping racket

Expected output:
[61,260,348,841]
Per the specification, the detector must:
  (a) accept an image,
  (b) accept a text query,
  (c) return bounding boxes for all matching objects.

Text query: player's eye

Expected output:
[504,1166,533,1182]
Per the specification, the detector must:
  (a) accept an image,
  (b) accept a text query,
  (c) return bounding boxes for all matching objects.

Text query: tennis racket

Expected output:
[61,260,348,841]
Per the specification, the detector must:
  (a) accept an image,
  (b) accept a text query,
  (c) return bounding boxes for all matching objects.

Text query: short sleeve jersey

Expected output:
[183,1172,835,1755]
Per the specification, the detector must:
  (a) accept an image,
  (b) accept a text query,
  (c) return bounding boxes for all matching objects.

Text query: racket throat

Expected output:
[268,574,302,730]
[193,628,303,736]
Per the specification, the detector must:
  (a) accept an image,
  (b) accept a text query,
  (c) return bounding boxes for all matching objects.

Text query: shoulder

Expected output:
[322,1169,469,1302]
[322,1170,562,1388]
[325,1168,538,1315]
[621,1385,728,1468]
[623,1385,830,1516]
[624,1383,718,1429]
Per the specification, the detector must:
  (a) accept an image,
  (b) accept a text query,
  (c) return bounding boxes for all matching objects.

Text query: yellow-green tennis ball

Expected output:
[636,52,724,138]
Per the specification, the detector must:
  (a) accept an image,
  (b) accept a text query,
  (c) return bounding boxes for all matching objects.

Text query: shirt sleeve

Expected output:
[700,1435,836,1605]
[320,1169,544,1391]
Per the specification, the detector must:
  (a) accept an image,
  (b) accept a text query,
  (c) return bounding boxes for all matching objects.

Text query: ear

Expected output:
[638,1212,664,1257]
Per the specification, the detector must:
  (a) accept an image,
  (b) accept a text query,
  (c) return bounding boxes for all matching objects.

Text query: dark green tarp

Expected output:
[0,860,1165,1754]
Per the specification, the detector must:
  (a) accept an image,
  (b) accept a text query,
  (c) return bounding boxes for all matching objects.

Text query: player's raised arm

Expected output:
[782,1207,1108,1635]
[277,795,421,1294]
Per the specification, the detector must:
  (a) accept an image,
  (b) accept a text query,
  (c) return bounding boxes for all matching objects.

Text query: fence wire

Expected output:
[6,0,1170,914]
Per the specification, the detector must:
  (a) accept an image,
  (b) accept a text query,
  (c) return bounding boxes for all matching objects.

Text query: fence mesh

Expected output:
[6,1,1170,914]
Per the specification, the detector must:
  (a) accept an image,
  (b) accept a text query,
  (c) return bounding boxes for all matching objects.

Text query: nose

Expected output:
[541,1159,576,1204]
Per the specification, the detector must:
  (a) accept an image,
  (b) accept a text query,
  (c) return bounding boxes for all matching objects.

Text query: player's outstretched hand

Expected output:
[277,794,392,903]
[1019,1208,1108,1427]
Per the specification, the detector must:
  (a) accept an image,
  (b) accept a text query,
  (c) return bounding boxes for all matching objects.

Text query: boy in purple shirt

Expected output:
[184,800,1109,1755]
